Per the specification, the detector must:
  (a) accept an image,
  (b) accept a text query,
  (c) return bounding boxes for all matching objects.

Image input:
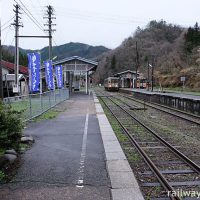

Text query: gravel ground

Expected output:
[96,89,200,199]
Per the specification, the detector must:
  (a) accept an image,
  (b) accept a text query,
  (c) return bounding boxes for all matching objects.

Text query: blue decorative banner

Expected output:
[44,60,54,90]
[55,65,63,88]
[27,52,40,92]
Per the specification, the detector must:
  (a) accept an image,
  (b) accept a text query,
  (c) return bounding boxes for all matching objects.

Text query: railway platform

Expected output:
[0,91,143,200]
[120,88,200,115]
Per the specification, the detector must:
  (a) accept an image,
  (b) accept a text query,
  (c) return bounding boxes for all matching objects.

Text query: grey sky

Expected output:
[1,0,200,50]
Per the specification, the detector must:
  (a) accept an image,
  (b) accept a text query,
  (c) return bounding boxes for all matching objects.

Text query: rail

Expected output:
[97,91,200,199]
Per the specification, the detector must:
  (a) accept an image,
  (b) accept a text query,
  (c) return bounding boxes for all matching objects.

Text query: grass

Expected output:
[0,171,5,181]
[99,98,142,164]
[19,143,29,149]
[10,100,29,112]
[0,148,6,156]
[126,152,140,162]
[33,109,61,122]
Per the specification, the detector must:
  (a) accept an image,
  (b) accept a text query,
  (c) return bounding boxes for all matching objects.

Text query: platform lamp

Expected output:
[148,63,154,92]
[147,61,150,91]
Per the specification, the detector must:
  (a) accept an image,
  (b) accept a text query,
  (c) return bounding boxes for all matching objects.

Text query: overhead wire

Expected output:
[2,26,11,45]
[14,0,44,32]
[27,0,45,23]
[55,6,147,25]
[5,0,59,53]
[1,16,15,28]
[2,24,11,32]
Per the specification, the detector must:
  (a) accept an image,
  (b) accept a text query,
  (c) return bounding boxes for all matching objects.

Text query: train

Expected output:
[104,77,147,91]
[104,77,119,91]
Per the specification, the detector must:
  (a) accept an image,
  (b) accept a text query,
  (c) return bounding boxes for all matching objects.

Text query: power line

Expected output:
[2,17,15,28]
[27,0,45,26]
[2,24,11,32]
[14,0,44,32]
[55,7,147,25]
[2,26,11,45]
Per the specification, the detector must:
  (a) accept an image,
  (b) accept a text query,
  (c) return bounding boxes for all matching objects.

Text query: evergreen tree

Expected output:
[111,55,116,70]
[184,22,200,52]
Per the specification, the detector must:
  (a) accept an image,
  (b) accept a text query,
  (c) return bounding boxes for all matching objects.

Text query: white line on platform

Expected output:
[76,110,89,188]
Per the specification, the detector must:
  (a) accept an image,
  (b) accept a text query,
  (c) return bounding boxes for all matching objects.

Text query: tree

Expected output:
[0,102,24,150]
[184,22,200,52]
[111,55,116,70]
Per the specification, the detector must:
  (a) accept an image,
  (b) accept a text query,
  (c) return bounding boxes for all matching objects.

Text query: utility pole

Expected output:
[151,56,155,92]
[44,5,56,60]
[0,16,3,99]
[12,4,23,94]
[135,41,139,88]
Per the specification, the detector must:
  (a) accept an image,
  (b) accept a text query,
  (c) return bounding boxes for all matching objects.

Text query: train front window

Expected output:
[111,79,118,83]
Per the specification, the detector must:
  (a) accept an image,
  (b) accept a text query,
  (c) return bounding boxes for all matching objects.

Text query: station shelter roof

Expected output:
[114,70,139,78]
[52,56,98,73]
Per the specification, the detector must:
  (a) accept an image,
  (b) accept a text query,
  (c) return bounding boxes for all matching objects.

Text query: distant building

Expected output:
[1,60,28,97]
[114,69,146,88]
[114,70,139,88]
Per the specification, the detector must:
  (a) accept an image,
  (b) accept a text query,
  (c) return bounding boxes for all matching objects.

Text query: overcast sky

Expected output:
[1,0,200,50]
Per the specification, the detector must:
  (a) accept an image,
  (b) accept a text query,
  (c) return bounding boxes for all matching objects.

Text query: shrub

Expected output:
[0,102,24,150]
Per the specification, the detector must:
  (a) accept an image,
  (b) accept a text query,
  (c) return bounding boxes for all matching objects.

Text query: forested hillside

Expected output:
[95,20,200,90]
[2,42,110,66]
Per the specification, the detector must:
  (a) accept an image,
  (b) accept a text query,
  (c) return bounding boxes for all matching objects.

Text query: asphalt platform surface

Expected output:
[0,92,111,200]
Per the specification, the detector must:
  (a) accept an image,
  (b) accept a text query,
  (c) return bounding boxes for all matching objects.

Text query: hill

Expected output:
[2,42,110,65]
[37,42,110,61]
[95,20,200,90]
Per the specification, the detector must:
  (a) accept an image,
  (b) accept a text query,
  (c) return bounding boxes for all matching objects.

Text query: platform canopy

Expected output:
[53,56,98,94]
[53,56,98,73]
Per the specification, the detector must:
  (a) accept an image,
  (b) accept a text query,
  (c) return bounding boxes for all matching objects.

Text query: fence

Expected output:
[3,88,69,121]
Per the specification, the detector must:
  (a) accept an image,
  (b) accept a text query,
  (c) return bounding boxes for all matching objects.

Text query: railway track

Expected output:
[96,90,200,200]
[118,93,200,126]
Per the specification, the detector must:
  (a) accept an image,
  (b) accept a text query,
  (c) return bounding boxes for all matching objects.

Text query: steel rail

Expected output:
[99,96,181,200]
[107,96,200,174]
[119,94,200,126]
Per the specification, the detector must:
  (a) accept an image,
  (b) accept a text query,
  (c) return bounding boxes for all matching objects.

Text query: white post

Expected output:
[85,71,88,94]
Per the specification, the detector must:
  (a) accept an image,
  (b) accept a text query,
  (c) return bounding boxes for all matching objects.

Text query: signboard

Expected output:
[180,76,186,82]
[55,65,63,88]
[27,52,40,92]
[13,86,19,93]
[127,73,131,79]
[44,60,54,90]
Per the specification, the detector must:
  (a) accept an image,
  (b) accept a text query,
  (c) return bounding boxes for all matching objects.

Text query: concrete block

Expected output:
[101,134,118,142]
[111,188,144,200]
[103,141,122,151]
[109,171,140,189]
[107,160,132,172]
[106,151,126,161]
[104,145,123,153]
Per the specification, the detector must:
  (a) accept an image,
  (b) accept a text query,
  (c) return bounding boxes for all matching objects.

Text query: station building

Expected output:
[114,70,147,89]
[53,56,98,94]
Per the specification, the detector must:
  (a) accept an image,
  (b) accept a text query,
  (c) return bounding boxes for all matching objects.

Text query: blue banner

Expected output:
[27,52,40,92]
[55,65,63,88]
[44,60,54,90]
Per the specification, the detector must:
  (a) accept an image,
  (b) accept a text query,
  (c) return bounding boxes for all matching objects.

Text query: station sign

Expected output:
[180,76,186,82]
